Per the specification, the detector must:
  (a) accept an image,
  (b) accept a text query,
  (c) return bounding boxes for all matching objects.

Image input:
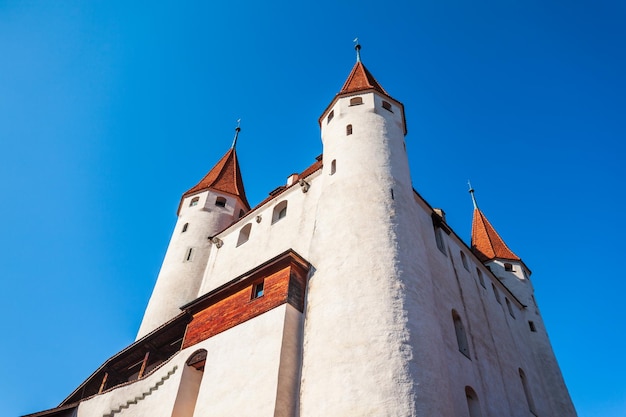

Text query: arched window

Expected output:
[182,223,189,233]
[189,197,200,207]
[237,223,252,246]
[349,96,363,106]
[476,268,485,288]
[346,124,353,135]
[215,196,227,207]
[452,310,470,358]
[171,350,206,417]
[460,251,469,270]
[465,386,483,417]
[519,368,536,414]
[330,159,336,175]
[272,200,288,224]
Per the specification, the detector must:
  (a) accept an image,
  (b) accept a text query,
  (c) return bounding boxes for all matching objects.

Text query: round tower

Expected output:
[136,135,249,339]
[300,46,454,416]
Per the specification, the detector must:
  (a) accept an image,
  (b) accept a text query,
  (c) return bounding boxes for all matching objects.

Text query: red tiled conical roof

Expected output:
[471,208,520,262]
[339,61,389,96]
[182,148,249,209]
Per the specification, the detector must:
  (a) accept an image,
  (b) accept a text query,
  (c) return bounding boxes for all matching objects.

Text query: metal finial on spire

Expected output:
[353,37,361,62]
[468,180,478,209]
[231,119,241,149]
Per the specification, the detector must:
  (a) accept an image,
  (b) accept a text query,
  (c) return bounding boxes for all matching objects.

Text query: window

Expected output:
[465,386,483,417]
[529,321,537,332]
[506,298,515,318]
[237,224,252,246]
[251,281,264,299]
[172,350,206,417]
[476,268,486,288]
[349,96,363,106]
[434,227,446,255]
[461,252,469,271]
[182,223,189,233]
[330,159,336,175]
[519,368,537,414]
[327,110,334,123]
[452,310,470,358]
[215,196,227,207]
[272,200,288,224]
[492,283,501,304]
[346,124,353,135]
[504,262,514,271]
[382,100,393,112]
[189,197,199,207]
[185,248,194,262]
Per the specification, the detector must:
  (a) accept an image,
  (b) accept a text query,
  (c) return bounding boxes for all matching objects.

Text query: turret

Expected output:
[468,186,533,304]
[136,129,249,339]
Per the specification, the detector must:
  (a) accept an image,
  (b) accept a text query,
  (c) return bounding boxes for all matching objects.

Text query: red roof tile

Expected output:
[471,208,520,262]
[339,61,389,96]
[182,148,249,209]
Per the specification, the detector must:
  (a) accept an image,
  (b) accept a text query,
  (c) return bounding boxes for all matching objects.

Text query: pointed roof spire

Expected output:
[339,42,389,96]
[354,37,362,62]
[231,119,241,149]
[468,180,478,209]
[180,142,250,212]
[470,188,520,262]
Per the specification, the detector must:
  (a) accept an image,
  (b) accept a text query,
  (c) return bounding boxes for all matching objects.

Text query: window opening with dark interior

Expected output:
[349,96,363,106]
[504,262,514,271]
[182,223,189,233]
[327,110,334,123]
[272,201,288,224]
[252,281,265,299]
[190,197,199,207]
[382,100,393,112]
[215,196,227,207]
[346,124,353,135]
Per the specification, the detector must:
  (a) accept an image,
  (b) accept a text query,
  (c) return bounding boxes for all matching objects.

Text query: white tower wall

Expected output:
[137,190,245,339]
[299,92,455,416]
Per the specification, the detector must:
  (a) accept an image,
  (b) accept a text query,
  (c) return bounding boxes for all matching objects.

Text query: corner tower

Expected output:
[137,131,250,339]
[300,45,453,416]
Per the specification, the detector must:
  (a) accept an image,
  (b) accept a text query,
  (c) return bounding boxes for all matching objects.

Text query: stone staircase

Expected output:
[102,365,178,417]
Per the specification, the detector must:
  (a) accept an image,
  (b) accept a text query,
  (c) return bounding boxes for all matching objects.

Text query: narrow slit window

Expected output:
[330,159,336,175]
[476,268,486,288]
[185,248,194,262]
[529,321,537,332]
[519,369,537,414]
[434,227,446,255]
[189,197,200,207]
[465,386,483,417]
[452,310,470,358]
[349,97,363,106]
[492,283,502,304]
[215,197,227,207]
[251,281,264,299]
[346,124,353,135]
[461,252,469,271]
[506,298,515,318]
[182,223,189,233]
[327,110,334,123]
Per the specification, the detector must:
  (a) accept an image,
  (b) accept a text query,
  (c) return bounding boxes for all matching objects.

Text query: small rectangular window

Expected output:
[252,281,264,299]
[382,100,393,112]
[529,321,537,332]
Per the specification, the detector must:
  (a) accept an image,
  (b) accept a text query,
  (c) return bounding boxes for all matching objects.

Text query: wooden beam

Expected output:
[98,372,108,394]
[137,352,150,379]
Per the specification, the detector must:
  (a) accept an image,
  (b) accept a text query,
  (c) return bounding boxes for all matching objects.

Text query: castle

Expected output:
[26,46,576,417]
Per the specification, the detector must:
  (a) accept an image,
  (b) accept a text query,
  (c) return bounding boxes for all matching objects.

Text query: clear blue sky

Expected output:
[1,1,624,416]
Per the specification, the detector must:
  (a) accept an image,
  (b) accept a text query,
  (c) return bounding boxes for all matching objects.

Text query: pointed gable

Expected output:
[339,61,389,96]
[182,148,250,209]
[471,208,520,262]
